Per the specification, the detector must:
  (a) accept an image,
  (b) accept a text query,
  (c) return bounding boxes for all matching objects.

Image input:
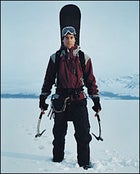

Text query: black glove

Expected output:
[92,96,102,113]
[39,94,48,110]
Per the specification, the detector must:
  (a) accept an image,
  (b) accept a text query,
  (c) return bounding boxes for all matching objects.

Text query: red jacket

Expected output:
[41,45,99,99]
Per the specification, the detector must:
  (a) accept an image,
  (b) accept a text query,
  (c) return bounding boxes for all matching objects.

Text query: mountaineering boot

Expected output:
[82,162,94,170]
[52,157,63,163]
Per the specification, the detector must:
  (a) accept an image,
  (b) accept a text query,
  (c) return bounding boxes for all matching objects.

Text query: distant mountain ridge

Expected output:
[97,74,139,99]
[1,74,139,100]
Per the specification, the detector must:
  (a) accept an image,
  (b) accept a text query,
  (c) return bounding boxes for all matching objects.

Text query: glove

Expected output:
[39,94,48,110]
[92,96,102,113]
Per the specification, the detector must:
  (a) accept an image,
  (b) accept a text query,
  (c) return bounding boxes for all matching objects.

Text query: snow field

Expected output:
[1,98,139,173]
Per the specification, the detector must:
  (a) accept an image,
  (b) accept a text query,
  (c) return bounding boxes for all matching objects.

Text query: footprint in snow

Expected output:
[38,145,45,150]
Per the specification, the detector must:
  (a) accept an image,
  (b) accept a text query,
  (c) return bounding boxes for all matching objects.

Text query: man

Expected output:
[39,26,101,170]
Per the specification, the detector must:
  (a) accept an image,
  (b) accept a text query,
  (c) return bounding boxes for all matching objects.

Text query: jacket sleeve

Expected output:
[41,55,56,95]
[84,55,99,97]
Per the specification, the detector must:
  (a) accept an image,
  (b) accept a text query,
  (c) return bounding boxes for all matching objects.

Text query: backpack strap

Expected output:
[55,49,62,86]
[55,50,61,73]
[79,50,86,79]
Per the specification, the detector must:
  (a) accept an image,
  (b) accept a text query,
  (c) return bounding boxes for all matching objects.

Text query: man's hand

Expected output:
[39,94,48,110]
[92,96,102,113]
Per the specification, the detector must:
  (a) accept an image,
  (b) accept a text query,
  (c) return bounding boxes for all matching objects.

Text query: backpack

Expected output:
[55,49,86,82]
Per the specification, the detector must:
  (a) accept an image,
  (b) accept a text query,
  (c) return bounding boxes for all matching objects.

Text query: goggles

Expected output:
[62,26,76,37]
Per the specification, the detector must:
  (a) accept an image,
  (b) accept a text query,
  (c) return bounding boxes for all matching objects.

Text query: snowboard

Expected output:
[59,4,81,45]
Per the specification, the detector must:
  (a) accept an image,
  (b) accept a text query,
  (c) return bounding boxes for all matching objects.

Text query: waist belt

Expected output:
[56,87,84,98]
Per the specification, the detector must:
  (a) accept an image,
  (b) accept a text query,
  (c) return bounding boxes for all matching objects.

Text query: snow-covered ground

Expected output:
[1,98,139,173]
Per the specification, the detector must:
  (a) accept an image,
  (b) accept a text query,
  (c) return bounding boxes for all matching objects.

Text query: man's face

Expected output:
[63,34,76,49]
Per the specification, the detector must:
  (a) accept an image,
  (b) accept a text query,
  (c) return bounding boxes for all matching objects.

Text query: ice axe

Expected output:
[92,113,103,141]
[35,104,48,138]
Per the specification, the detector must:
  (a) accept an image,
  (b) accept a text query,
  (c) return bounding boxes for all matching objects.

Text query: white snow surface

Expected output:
[1,98,139,173]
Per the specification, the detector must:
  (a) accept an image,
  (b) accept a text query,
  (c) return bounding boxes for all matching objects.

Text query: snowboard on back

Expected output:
[59,4,81,45]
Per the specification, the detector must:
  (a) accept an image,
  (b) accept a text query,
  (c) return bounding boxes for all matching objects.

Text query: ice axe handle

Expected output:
[39,111,44,119]
[95,113,100,121]
[92,113,103,141]
[35,111,46,138]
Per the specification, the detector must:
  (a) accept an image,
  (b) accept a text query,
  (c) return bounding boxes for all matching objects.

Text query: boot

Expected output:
[82,162,94,170]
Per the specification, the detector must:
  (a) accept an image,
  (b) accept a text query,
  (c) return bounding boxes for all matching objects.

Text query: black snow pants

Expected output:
[52,98,92,166]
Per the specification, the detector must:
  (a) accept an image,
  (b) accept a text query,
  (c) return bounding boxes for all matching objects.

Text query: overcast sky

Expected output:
[1,1,139,94]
